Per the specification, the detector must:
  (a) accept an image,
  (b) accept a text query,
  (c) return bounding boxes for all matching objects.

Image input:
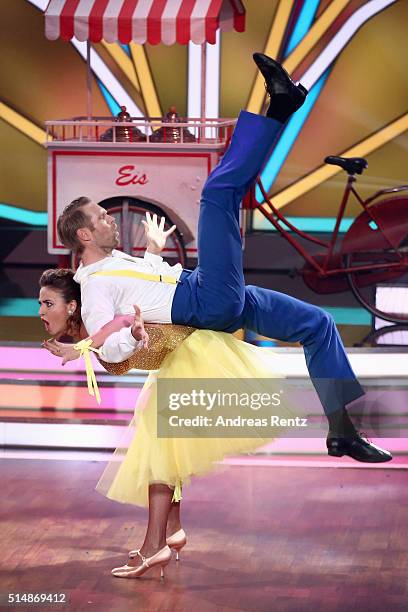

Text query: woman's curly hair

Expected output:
[39,268,82,340]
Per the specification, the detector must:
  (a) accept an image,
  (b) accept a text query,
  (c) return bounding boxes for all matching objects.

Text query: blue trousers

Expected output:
[171,111,364,414]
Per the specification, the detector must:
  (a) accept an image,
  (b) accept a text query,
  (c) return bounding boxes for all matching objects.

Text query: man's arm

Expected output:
[93,213,179,358]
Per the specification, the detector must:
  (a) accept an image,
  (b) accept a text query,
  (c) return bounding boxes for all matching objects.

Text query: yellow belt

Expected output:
[91,269,178,284]
[73,338,101,405]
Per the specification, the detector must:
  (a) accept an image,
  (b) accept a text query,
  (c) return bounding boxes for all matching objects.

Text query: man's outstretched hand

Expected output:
[131,305,149,349]
[142,212,176,255]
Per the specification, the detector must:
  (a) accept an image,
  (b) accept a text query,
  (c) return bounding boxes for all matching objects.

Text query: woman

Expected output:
[40,268,291,581]
[39,267,148,354]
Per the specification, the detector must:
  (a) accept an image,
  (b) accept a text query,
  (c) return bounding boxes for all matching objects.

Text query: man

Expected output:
[55,53,391,464]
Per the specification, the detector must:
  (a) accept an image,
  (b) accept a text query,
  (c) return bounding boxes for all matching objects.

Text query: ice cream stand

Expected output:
[43,0,246,266]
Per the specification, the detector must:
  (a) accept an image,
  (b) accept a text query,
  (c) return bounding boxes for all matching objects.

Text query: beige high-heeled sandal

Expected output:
[112,545,172,580]
[129,529,187,562]
[165,528,187,561]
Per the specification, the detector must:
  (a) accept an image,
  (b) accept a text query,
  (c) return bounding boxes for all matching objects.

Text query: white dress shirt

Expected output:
[73,250,183,363]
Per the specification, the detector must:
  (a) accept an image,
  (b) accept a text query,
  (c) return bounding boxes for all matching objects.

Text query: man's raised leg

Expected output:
[172,55,308,328]
[194,112,283,327]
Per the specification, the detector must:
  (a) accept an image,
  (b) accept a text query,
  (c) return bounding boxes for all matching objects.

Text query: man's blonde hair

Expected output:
[57,197,93,254]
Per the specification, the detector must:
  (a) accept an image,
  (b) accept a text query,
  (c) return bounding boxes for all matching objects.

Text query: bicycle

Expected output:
[253,155,408,324]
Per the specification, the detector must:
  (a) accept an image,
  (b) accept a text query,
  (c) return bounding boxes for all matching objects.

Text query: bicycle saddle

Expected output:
[324,156,368,175]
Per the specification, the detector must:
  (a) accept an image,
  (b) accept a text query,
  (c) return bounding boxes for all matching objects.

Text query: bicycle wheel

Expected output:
[70,198,187,270]
[359,323,408,347]
[342,196,408,323]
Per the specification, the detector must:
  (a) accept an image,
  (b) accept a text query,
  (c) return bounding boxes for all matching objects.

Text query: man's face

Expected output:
[80,202,120,251]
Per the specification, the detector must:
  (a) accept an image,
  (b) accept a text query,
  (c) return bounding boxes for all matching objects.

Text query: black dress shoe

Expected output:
[327,434,392,463]
[253,52,308,122]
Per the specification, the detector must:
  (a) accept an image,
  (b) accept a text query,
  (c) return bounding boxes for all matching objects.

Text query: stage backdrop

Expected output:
[0,0,407,228]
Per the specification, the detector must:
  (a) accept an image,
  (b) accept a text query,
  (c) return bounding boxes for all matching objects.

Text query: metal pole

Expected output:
[86,41,92,119]
[200,43,206,141]
[122,199,130,255]
[200,43,206,120]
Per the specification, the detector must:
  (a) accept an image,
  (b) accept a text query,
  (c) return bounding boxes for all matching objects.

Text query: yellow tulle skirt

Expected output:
[95,329,291,507]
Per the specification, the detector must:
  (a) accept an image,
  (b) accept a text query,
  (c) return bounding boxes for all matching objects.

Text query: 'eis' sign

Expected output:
[116,165,149,187]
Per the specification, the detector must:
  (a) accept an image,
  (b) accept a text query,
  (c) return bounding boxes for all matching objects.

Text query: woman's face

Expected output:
[38,286,74,337]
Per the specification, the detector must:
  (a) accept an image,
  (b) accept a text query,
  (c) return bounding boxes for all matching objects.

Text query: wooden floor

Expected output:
[1,458,407,612]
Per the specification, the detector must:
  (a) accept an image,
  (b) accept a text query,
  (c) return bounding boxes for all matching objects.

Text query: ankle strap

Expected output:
[136,550,149,567]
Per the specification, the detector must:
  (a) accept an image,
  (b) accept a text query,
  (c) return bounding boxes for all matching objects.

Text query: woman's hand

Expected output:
[142,212,176,255]
[42,339,80,365]
[131,305,149,349]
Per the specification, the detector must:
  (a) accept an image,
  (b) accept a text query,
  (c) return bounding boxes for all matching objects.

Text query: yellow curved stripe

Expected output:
[247,0,296,114]
[263,113,408,211]
[247,0,350,114]
[283,0,350,75]
[100,41,140,93]
[129,43,162,118]
[0,101,46,145]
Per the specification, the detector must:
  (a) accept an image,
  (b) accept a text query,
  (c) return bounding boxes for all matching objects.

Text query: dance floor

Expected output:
[1,456,408,612]
[1,343,408,610]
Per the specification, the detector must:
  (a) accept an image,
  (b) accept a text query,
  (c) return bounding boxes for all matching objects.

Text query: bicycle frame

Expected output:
[255,176,408,277]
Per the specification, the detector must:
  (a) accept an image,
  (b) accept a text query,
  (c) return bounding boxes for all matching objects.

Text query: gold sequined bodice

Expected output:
[98,324,196,374]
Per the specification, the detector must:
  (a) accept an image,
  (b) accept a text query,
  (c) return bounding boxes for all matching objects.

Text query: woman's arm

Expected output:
[43,307,148,364]
[83,314,134,347]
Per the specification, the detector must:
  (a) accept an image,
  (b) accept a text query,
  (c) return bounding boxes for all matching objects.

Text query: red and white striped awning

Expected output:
[45,0,245,45]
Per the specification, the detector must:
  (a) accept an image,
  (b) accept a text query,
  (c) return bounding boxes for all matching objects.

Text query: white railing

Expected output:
[45,116,236,145]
